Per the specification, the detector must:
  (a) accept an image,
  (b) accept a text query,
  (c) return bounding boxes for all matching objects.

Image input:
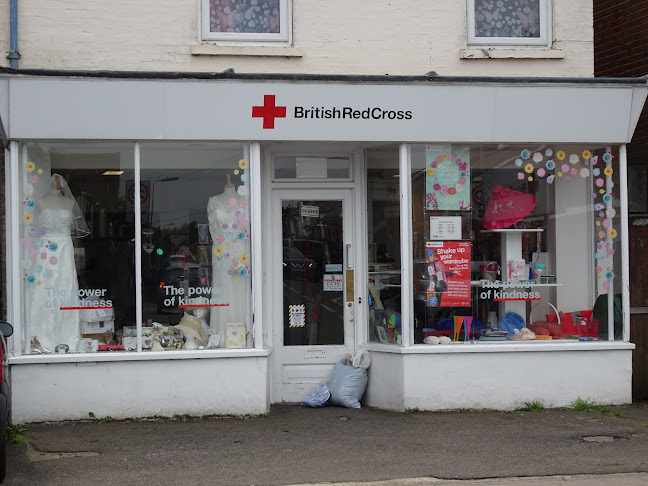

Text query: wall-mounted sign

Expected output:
[300,204,320,218]
[430,216,462,240]
[425,241,471,307]
[289,305,305,327]
[325,264,343,272]
[323,274,344,292]
[426,145,471,211]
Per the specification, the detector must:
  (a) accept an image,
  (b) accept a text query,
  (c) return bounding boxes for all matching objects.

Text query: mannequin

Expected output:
[29,174,89,353]
[189,307,209,331]
[207,173,251,343]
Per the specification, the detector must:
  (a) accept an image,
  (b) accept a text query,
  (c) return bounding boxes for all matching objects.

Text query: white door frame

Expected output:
[261,144,367,404]
[269,188,355,403]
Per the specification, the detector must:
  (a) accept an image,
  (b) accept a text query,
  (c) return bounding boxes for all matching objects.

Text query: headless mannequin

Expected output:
[29,174,83,353]
[207,173,250,344]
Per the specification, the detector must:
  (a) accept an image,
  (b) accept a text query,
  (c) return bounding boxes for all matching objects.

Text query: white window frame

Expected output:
[467,0,552,47]
[200,0,292,45]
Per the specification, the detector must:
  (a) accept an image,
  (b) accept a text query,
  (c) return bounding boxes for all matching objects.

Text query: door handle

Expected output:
[346,243,351,269]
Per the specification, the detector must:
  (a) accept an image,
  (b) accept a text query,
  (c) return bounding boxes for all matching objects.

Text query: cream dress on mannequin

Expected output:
[207,178,251,342]
[30,180,84,352]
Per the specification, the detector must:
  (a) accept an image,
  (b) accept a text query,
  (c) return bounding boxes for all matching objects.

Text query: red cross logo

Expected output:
[252,95,287,129]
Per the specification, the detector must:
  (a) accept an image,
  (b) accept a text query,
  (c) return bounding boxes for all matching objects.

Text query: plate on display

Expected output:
[498,312,525,338]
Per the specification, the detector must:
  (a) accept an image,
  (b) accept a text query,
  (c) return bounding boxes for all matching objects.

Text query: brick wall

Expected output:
[594,0,648,163]
[0,0,593,77]
[0,148,5,320]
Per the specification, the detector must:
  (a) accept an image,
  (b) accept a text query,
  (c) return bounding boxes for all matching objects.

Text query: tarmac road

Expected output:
[5,402,648,486]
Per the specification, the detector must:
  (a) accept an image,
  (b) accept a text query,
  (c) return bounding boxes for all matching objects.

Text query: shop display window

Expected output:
[19,143,136,354]
[18,142,253,355]
[140,143,252,350]
[366,146,402,344]
[410,143,622,344]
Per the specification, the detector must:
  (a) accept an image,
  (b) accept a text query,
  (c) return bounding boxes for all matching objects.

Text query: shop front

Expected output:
[1,70,646,422]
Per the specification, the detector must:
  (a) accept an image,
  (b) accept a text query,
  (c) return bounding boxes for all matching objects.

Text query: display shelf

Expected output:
[481,228,545,318]
[471,281,562,287]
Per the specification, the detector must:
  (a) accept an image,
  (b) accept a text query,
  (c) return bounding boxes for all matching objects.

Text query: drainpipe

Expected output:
[7,0,21,68]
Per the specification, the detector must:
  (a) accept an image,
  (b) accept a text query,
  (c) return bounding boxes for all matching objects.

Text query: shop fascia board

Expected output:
[0,70,646,144]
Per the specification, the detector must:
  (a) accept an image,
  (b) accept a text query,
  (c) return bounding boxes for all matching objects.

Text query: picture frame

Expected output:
[376,326,388,343]
[207,333,222,349]
[225,323,247,348]
[198,224,209,244]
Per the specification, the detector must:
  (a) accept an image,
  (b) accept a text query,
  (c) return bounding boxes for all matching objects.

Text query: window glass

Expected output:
[274,157,351,180]
[468,0,549,46]
[282,200,344,346]
[139,143,252,350]
[209,0,281,34]
[474,0,541,38]
[366,146,402,344]
[202,0,290,42]
[628,164,648,213]
[19,143,135,354]
[411,144,622,343]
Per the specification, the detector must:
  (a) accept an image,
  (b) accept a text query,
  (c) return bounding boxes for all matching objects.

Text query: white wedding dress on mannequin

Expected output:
[207,178,251,343]
[29,174,89,352]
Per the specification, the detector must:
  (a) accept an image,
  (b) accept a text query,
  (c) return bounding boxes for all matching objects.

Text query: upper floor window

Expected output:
[201,0,292,44]
[467,0,551,47]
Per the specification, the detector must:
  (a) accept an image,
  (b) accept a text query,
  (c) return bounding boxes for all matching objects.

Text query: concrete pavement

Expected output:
[290,475,648,485]
[5,402,648,485]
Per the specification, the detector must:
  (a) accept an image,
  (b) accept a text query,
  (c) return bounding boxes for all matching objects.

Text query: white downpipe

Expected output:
[399,144,412,347]
[250,142,263,349]
[134,142,142,353]
[619,144,630,342]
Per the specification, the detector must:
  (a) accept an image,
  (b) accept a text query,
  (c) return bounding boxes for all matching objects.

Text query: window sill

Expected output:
[8,347,270,365]
[190,45,303,57]
[364,340,633,354]
[460,47,564,60]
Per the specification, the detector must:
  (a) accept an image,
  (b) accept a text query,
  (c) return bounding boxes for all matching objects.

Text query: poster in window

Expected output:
[289,305,306,327]
[426,145,471,211]
[425,241,471,308]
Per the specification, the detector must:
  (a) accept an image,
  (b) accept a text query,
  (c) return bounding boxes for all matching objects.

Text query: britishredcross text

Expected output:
[294,106,413,120]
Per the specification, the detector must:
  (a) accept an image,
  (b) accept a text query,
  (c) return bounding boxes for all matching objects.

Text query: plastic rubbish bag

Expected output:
[327,359,368,409]
[351,349,371,369]
[301,385,331,408]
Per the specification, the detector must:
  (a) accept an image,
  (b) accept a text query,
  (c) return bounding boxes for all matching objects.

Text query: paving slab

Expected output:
[5,402,648,486]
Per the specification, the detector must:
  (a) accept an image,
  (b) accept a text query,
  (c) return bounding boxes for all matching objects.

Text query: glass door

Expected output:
[271,189,356,402]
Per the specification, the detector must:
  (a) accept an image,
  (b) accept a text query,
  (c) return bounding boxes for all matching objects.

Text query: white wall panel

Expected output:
[364,347,633,411]
[11,356,269,423]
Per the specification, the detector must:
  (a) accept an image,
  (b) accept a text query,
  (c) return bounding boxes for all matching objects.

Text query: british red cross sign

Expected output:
[252,94,287,129]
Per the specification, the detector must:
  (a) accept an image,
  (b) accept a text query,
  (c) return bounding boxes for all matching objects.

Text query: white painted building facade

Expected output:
[1,0,590,76]
[1,1,645,423]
